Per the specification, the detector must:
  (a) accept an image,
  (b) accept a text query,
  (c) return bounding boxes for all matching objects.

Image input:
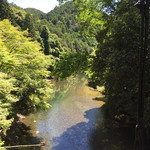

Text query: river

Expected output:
[6,76,135,150]
[22,76,105,150]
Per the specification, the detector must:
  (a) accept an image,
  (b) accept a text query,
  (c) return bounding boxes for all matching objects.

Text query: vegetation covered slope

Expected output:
[24,1,97,53]
[25,8,47,19]
[46,1,97,52]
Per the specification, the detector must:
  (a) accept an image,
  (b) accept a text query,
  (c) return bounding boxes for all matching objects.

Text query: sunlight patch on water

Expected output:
[22,76,105,150]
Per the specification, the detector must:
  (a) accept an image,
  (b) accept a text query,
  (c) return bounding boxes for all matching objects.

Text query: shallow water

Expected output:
[22,76,104,150]
[5,76,138,150]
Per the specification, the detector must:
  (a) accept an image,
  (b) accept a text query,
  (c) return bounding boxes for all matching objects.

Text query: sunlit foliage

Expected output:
[53,52,88,80]
[0,19,53,146]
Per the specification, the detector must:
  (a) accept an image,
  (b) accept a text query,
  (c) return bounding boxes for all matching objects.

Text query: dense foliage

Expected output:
[25,8,47,20]
[0,19,53,146]
[53,52,88,80]
[58,0,150,134]
[0,0,94,147]
[21,2,96,53]
[46,1,97,52]
[2,0,150,148]
[91,1,141,124]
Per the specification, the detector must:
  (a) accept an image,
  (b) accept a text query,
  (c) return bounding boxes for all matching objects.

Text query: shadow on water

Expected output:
[4,121,43,150]
[52,108,100,150]
[91,107,150,150]
[4,75,147,150]
[91,123,135,150]
[91,105,136,150]
[51,107,135,150]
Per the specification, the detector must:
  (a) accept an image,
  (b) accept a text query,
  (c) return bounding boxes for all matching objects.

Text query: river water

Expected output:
[22,76,105,150]
[7,75,136,150]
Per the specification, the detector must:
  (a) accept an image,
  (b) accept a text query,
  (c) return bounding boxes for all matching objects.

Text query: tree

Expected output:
[88,0,143,124]
[41,25,51,55]
[53,52,88,80]
[0,0,16,25]
[47,1,95,52]
[0,19,53,146]
[23,13,36,37]
[25,8,47,20]
[57,0,150,128]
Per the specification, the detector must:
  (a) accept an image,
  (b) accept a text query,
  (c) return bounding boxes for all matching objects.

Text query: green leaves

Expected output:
[47,1,96,52]
[0,72,18,147]
[0,0,16,25]
[53,52,88,80]
[75,0,106,37]
[41,25,51,55]
[57,0,112,37]
[90,0,141,124]
[0,19,53,145]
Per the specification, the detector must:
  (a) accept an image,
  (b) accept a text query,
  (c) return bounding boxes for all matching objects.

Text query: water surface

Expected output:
[23,76,104,150]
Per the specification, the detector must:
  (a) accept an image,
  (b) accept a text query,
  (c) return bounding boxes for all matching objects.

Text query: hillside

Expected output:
[1,0,97,53]
[46,1,97,52]
[23,2,97,52]
[25,8,47,19]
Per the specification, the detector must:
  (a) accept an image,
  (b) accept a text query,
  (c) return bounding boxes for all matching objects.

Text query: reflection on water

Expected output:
[6,75,137,150]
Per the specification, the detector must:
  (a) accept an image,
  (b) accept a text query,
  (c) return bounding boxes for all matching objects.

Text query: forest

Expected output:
[0,0,150,149]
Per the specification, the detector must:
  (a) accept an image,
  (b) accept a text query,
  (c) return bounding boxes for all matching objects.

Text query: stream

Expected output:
[6,75,136,150]
[22,76,104,150]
